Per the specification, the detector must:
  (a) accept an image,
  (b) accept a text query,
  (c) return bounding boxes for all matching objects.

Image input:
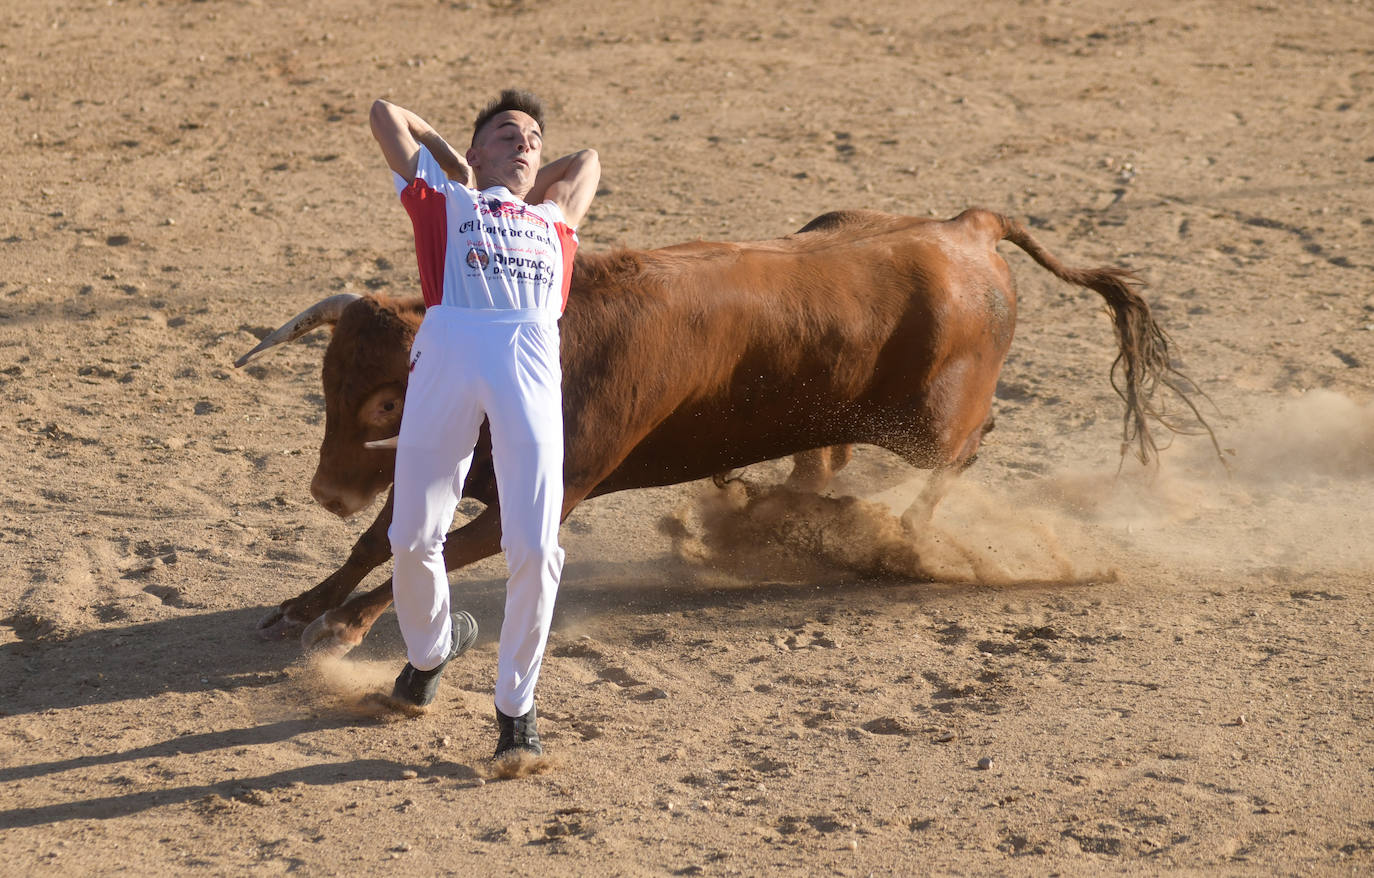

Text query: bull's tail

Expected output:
[991,211,1219,466]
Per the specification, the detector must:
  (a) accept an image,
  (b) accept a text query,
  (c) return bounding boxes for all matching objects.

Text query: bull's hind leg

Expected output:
[900,461,970,532]
[785,445,854,493]
[712,446,855,492]
[898,416,994,532]
[257,492,396,641]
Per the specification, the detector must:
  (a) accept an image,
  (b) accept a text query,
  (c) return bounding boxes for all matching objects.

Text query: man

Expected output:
[369,90,600,758]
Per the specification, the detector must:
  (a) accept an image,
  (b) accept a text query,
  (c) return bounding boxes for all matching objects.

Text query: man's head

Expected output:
[466,89,546,198]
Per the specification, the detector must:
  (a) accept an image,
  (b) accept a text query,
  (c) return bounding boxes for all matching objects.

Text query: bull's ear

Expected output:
[234,293,361,367]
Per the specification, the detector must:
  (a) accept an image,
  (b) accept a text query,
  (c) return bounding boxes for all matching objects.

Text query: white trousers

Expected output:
[388,306,565,718]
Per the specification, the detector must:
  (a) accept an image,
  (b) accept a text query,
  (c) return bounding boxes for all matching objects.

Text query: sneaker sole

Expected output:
[450,610,478,658]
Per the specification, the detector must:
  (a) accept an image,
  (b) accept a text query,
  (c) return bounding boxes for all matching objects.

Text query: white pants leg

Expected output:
[388,308,564,713]
[484,321,565,718]
[389,314,484,671]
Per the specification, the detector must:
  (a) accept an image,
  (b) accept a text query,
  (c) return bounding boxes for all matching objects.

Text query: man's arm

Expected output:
[369,100,473,186]
[527,149,600,228]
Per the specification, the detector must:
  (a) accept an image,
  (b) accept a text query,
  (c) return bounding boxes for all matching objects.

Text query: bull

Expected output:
[239,208,1205,656]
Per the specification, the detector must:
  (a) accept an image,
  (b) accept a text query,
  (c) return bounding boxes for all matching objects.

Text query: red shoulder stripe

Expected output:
[399,178,447,309]
[554,221,578,313]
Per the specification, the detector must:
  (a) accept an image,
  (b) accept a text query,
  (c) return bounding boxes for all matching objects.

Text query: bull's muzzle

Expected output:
[310,473,363,520]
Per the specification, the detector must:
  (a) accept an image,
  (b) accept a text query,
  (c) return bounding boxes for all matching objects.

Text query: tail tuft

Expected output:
[998,215,1220,466]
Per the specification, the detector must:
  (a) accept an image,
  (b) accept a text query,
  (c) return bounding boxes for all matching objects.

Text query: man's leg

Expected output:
[389,445,474,669]
[484,322,565,739]
[388,319,486,678]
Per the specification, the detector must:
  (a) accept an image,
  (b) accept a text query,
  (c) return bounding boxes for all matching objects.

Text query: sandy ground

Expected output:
[2,0,1373,873]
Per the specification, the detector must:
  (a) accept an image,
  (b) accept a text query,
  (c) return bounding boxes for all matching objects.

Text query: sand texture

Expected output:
[1,0,1372,873]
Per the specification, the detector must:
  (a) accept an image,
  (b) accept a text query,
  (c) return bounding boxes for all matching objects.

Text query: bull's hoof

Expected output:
[301,613,363,659]
[256,606,309,642]
[900,506,933,536]
[711,469,743,489]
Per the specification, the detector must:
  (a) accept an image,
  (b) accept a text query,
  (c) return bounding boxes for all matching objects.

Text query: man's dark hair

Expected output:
[471,89,546,144]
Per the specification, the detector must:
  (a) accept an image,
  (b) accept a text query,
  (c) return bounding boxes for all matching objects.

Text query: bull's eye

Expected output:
[360,385,405,429]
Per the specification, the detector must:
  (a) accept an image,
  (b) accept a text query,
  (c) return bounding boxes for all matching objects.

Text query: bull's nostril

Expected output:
[312,484,347,517]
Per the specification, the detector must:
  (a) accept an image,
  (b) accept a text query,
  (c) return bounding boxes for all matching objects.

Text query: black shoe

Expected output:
[495,704,542,757]
[390,611,478,707]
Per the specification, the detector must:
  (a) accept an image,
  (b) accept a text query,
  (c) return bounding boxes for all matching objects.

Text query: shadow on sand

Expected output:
[0,557,1097,829]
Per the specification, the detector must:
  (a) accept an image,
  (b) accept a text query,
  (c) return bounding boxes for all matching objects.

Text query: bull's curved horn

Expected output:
[234,293,362,368]
[364,436,399,450]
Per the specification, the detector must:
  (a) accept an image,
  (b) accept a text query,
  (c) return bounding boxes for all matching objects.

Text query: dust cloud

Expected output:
[295,654,422,718]
[483,752,557,781]
[662,472,1114,587]
[1031,389,1374,578]
[665,391,1373,585]
[1222,389,1374,481]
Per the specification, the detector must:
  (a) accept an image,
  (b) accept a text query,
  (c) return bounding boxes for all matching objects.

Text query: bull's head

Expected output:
[236,294,424,518]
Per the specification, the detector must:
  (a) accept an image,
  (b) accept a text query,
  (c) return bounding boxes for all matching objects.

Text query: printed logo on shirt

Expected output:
[491,253,550,273]
[478,196,550,230]
[465,247,491,271]
[409,350,422,373]
[457,218,553,243]
[482,250,552,285]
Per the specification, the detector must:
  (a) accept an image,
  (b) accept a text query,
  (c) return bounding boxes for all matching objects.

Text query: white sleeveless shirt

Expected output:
[393,147,578,317]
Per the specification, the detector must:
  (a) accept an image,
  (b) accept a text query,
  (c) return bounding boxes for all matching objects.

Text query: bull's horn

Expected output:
[234,293,362,368]
[364,436,399,450]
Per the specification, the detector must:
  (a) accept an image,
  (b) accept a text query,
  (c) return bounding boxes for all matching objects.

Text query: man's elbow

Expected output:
[570,148,599,170]
[576,149,602,183]
[369,100,396,139]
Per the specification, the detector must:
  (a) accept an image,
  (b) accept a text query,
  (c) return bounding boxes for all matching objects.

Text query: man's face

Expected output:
[466,110,543,197]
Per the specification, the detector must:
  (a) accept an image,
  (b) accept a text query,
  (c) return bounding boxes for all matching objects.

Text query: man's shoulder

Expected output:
[407,147,475,192]
[531,198,569,228]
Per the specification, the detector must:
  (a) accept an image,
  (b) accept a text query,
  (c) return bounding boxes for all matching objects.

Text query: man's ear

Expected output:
[465,146,479,169]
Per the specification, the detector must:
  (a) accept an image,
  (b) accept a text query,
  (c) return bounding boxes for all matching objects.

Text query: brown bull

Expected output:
[239,208,1202,655]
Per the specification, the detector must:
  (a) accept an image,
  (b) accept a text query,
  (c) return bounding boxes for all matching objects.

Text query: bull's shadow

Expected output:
[0,561,773,717]
[0,564,734,717]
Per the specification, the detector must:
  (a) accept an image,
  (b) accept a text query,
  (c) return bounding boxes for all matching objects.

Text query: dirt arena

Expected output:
[2,0,1372,873]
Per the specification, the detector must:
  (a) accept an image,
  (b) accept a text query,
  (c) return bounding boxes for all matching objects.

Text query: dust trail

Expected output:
[664,391,1373,584]
[482,752,557,780]
[661,473,1114,585]
[1221,388,1374,481]
[294,654,419,718]
[294,653,502,726]
[1035,389,1374,576]
[662,480,924,579]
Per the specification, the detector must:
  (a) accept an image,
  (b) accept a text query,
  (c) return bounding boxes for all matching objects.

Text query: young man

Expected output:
[369,91,600,757]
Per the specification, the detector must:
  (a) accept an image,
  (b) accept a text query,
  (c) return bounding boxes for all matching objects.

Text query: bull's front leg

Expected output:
[785,444,854,493]
[299,503,506,658]
[256,492,396,641]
